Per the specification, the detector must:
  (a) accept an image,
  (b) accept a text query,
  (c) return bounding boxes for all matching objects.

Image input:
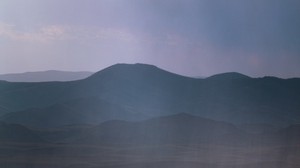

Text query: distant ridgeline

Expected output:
[0,70,93,82]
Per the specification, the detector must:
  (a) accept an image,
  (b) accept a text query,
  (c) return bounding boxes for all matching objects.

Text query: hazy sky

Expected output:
[1,0,300,78]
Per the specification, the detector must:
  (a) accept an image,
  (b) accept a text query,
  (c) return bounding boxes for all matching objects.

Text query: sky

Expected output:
[0,0,300,78]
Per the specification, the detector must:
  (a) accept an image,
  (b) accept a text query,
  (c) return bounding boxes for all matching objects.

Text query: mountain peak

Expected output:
[111,63,160,71]
[207,72,251,80]
[87,63,189,81]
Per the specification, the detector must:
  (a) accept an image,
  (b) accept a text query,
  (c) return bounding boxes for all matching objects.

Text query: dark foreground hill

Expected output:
[0,63,300,128]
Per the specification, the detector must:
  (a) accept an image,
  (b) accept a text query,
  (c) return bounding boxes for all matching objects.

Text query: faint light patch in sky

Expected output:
[0,23,140,43]
[0,23,66,42]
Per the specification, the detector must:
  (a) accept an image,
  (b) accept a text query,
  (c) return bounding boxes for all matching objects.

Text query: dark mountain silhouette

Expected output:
[0,63,300,127]
[0,70,93,82]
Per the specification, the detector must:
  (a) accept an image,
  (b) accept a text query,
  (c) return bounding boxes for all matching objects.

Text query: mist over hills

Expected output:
[1,97,146,128]
[0,63,300,128]
[70,113,246,145]
[0,70,93,82]
[0,63,300,168]
[2,112,298,146]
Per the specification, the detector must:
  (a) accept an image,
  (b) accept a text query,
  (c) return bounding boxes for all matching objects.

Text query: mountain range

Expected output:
[0,63,299,128]
[1,63,300,128]
[1,63,300,168]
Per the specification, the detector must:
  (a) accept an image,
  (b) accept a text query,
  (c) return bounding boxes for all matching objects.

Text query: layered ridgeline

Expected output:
[0,63,300,128]
[1,64,300,168]
[1,113,300,146]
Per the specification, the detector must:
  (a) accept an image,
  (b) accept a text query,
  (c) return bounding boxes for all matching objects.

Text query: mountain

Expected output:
[0,63,300,127]
[0,70,93,82]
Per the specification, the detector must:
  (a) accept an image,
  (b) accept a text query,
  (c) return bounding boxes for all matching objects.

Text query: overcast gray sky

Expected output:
[1,0,300,78]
